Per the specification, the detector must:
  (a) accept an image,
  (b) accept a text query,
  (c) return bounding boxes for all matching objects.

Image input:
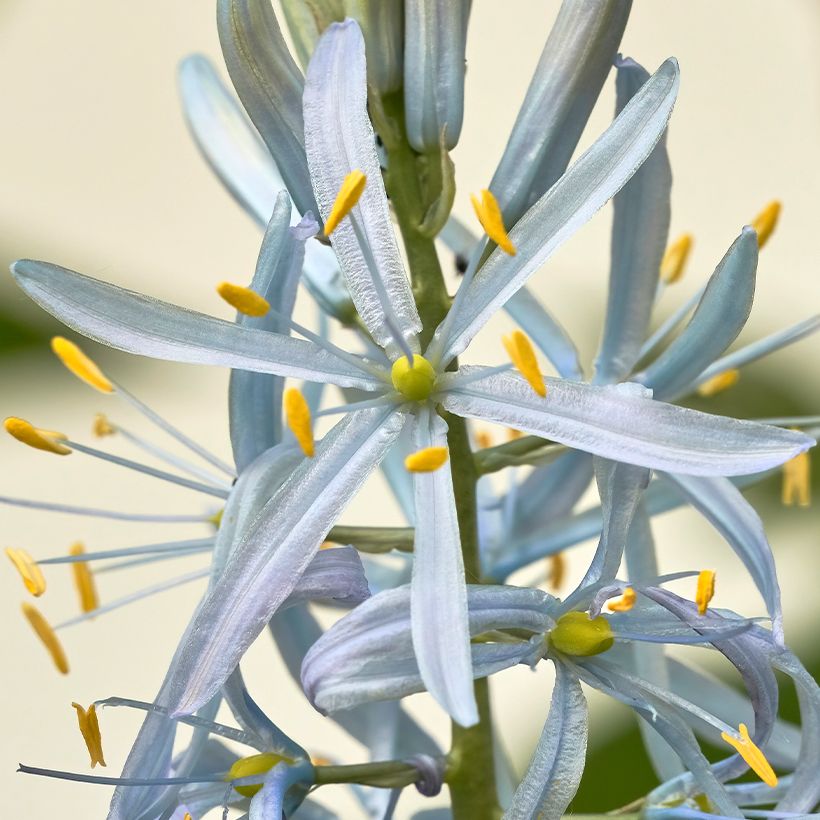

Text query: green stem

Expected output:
[328,524,413,553]
[314,760,425,789]
[475,436,564,476]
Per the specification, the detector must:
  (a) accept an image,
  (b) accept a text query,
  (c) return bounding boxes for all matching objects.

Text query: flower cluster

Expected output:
[6,2,820,819]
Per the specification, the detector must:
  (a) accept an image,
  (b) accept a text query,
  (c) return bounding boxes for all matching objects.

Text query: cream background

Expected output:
[1,1,819,817]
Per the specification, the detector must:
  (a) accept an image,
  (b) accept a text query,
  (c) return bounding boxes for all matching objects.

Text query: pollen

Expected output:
[471,189,516,255]
[547,553,565,591]
[720,723,778,787]
[324,170,367,235]
[550,611,614,657]
[69,543,98,614]
[71,702,106,768]
[5,547,46,596]
[92,413,116,437]
[750,200,781,250]
[696,569,716,615]
[216,282,270,317]
[782,449,810,507]
[4,417,72,455]
[405,446,449,473]
[284,388,314,457]
[21,602,69,674]
[227,752,291,798]
[503,330,546,397]
[475,430,493,449]
[697,369,740,397]
[607,587,636,612]
[51,336,114,393]
[391,354,437,401]
[660,233,693,284]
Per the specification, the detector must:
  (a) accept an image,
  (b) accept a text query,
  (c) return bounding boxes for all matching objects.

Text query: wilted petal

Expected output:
[439,368,813,475]
[410,409,476,726]
[503,662,587,820]
[303,19,422,357]
[429,58,679,365]
[11,260,382,390]
[637,227,758,400]
[594,56,672,385]
[286,546,370,607]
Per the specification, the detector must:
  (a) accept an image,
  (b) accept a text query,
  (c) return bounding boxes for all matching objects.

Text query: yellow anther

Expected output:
[216,282,270,317]
[471,189,516,255]
[4,417,71,455]
[405,446,449,473]
[71,702,106,768]
[284,388,314,457]
[311,755,332,766]
[782,448,810,508]
[183,815,192,820]
[6,547,46,597]
[503,330,546,397]
[660,233,693,284]
[69,543,98,614]
[550,611,614,657]
[607,587,637,613]
[208,508,224,528]
[507,428,524,440]
[750,200,781,250]
[475,430,493,449]
[547,553,565,591]
[720,723,778,787]
[696,569,716,615]
[324,170,367,235]
[51,336,114,393]
[697,369,740,397]
[92,413,116,437]
[391,354,436,401]
[21,602,69,674]
[227,752,291,798]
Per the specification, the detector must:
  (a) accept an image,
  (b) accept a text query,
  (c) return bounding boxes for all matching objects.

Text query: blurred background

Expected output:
[1,1,819,816]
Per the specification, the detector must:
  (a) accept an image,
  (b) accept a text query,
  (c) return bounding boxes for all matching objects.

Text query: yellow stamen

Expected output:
[324,170,367,235]
[284,388,314,457]
[550,611,614,657]
[660,233,693,284]
[5,548,46,596]
[503,330,546,397]
[227,752,291,798]
[216,282,270,317]
[311,755,332,766]
[507,428,524,440]
[475,430,493,449]
[69,543,98,614]
[21,603,69,674]
[697,369,740,397]
[405,446,449,473]
[391,354,437,401]
[696,569,716,615]
[4,417,71,455]
[71,702,106,767]
[209,508,224,528]
[608,587,637,612]
[183,815,192,820]
[51,337,114,393]
[548,553,565,591]
[720,723,778,787]
[782,449,810,507]
[471,189,516,255]
[750,200,781,250]
[92,413,116,437]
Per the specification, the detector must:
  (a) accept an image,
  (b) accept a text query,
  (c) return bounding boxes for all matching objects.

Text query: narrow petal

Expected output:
[11,260,382,390]
[637,227,758,399]
[430,58,680,365]
[248,760,314,820]
[488,0,632,228]
[216,0,316,218]
[594,56,672,384]
[303,20,422,357]
[346,0,404,95]
[503,663,587,820]
[285,546,370,608]
[410,410,477,726]
[439,367,813,475]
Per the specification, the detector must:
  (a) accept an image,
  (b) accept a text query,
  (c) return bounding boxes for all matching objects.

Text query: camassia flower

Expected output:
[9,20,812,736]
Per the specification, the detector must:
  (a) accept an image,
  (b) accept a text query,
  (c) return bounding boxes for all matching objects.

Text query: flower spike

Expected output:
[659,233,693,284]
[69,543,98,614]
[216,282,271,317]
[284,388,314,457]
[5,548,46,596]
[750,200,781,249]
[503,330,546,397]
[405,446,449,473]
[471,189,516,255]
[4,417,71,455]
[51,336,114,393]
[21,603,68,674]
[696,569,716,615]
[71,703,106,768]
[324,170,367,235]
[720,723,778,787]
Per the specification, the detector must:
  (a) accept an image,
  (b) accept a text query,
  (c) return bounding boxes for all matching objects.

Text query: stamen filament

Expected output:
[0,494,207,523]
[22,603,69,674]
[720,723,778,787]
[405,447,449,473]
[284,388,315,457]
[69,543,99,614]
[5,547,46,596]
[38,538,215,566]
[17,764,225,786]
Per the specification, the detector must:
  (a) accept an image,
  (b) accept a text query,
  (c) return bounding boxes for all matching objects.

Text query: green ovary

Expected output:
[391,354,437,401]
[549,611,615,657]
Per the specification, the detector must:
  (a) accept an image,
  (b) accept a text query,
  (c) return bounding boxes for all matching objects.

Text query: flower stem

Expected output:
[314,760,425,789]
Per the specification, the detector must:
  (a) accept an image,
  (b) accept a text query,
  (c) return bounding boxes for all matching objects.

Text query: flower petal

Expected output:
[594,56,672,385]
[11,260,382,390]
[303,19,422,358]
[410,409,477,726]
[439,368,813,475]
[503,662,587,820]
[285,546,370,608]
[430,57,679,365]
[248,760,314,820]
